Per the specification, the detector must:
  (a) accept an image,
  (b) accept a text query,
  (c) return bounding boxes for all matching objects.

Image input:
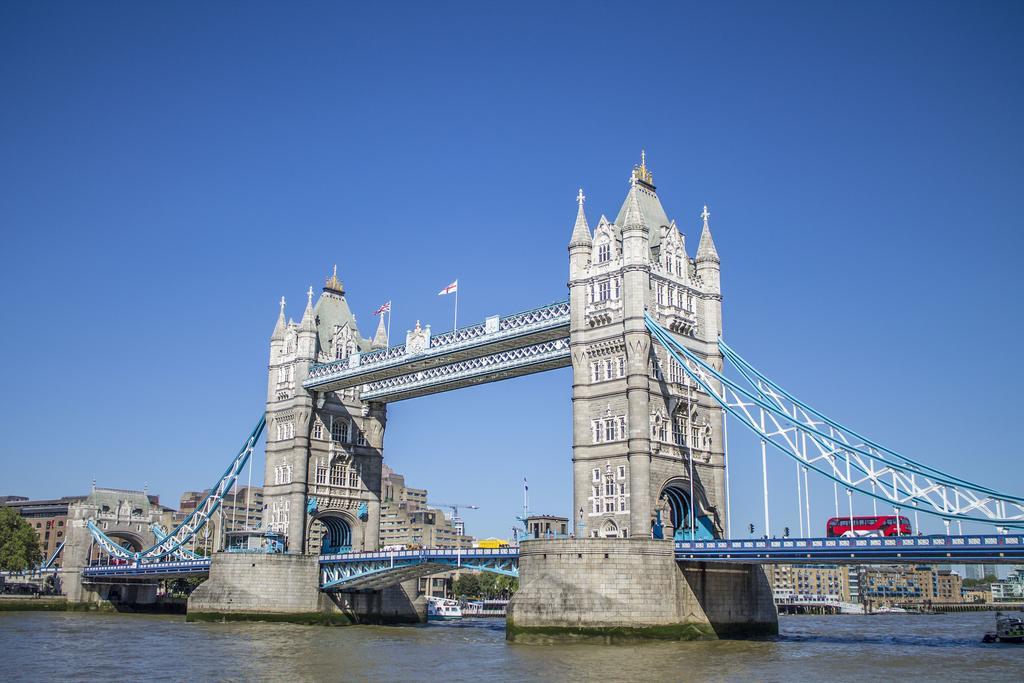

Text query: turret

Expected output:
[297,286,318,361]
[270,296,287,362]
[695,205,722,342]
[372,314,388,349]
[568,188,592,280]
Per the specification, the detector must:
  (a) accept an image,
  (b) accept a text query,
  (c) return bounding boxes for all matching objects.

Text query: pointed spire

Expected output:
[301,286,316,329]
[621,185,645,230]
[272,296,287,340]
[372,314,388,349]
[696,204,720,264]
[569,187,592,247]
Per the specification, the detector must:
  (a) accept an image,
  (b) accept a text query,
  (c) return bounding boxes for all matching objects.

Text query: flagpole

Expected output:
[386,305,391,346]
[453,284,459,331]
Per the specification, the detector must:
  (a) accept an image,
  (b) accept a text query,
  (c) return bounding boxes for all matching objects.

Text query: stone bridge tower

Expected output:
[568,155,727,540]
[62,487,163,604]
[263,268,387,554]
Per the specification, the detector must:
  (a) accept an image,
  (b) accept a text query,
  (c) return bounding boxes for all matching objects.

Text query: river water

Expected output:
[1,611,1020,681]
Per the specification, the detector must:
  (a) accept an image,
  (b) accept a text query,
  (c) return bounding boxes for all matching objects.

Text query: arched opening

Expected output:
[659,483,716,541]
[311,513,352,554]
[600,519,619,539]
[89,530,147,564]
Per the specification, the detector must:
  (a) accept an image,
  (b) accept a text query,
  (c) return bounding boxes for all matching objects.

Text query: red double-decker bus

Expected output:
[826,515,911,537]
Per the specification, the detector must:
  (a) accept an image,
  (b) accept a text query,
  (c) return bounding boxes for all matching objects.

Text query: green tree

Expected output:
[0,507,42,571]
[453,573,481,599]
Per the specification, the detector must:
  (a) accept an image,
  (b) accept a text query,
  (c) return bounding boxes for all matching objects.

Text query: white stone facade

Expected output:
[568,158,726,540]
[264,271,386,553]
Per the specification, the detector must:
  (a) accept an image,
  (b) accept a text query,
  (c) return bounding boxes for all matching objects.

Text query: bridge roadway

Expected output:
[68,534,1024,588]
[81,559,212,581]
[303,301,570,402]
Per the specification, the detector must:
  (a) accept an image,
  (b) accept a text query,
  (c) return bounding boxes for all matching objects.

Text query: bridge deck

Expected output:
[303,301,569,401]
[81,559,212,580]
[675,534,1024,564]
[67,535,1024,587]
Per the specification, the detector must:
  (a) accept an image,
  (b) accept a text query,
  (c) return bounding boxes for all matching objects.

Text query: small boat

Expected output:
[427,596,462,621]
[982,612,1024,643]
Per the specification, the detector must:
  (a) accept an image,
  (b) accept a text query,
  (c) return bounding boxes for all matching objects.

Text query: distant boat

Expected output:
[983,612,1024,644]
[462,599,509,617]
[427,596,462,621]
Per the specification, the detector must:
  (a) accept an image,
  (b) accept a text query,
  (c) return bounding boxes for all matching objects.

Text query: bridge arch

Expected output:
[658,478,717,541]
[88,529,149,563]
[308,510,355,554]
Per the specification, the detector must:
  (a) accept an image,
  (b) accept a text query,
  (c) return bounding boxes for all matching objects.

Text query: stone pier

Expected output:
[187,553,425,625]
[507,538,777,643]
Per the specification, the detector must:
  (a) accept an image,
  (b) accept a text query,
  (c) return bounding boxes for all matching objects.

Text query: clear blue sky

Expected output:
[1,2,1022,540]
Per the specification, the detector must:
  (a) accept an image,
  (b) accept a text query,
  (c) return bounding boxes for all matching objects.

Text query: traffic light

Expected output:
[748,523,755,535]
[784,526,791,538]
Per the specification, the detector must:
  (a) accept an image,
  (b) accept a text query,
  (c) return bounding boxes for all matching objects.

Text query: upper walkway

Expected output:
[303,301,570,402]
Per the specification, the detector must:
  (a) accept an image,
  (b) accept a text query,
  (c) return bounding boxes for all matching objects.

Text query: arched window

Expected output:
[597,242,611,263]
[601,519,619,538]
[331,419,348,443]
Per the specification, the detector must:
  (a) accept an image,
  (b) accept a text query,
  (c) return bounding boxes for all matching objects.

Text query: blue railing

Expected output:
[674,534,1024,564]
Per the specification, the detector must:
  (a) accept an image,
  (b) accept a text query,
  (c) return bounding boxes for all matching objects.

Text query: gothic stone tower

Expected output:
[568,155,726,540]
[263,268,387,554]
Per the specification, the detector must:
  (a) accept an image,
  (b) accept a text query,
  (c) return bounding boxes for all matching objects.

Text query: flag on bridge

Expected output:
[438,279,459,330]
[374,301,391,315]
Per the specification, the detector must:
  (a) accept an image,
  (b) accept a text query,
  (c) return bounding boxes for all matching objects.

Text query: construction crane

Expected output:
[429,502,479,536]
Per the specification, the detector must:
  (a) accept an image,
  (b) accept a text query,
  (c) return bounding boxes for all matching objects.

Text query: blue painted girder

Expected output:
[319,548,519,591]
[675,534,1024,564]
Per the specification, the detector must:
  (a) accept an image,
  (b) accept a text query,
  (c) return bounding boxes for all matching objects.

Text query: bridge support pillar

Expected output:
[507,538,777,643]
[187,553,425,625]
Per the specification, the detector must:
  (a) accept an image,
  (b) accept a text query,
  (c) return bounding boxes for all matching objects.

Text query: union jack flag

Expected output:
[374,301,391,315]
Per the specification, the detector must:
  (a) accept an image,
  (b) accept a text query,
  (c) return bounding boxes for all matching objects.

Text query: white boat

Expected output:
[427,596,462,621]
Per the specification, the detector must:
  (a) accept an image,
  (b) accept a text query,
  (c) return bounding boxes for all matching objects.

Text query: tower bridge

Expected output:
[58,154,1024,641]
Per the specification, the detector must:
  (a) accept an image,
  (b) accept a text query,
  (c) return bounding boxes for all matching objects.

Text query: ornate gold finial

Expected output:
[632,150,653,186]
[324,264,344,293]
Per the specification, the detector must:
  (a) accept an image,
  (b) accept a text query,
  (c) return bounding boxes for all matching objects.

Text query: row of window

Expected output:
[662,252,686,277]
[35,520,65,528]
[593,465,627,482]
[655,282,694,311]
[314,460,361,489]
[591,416,627,443]
[276,421,296,440]
[276,364,295,384]
[334,341,357,360]
[273,464,293,485]
[591,493,629,514]
[269,501,290,530]
[591,356,626,383]
[587,277,621,304]
[652,355,693,386]
[652,414,705,448]
[311,418,368,446]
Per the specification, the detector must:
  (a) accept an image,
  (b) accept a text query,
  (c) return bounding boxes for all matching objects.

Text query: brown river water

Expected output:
[1,611,1021,682]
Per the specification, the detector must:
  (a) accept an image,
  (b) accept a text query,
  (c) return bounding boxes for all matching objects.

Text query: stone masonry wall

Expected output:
[508,538,777,642]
